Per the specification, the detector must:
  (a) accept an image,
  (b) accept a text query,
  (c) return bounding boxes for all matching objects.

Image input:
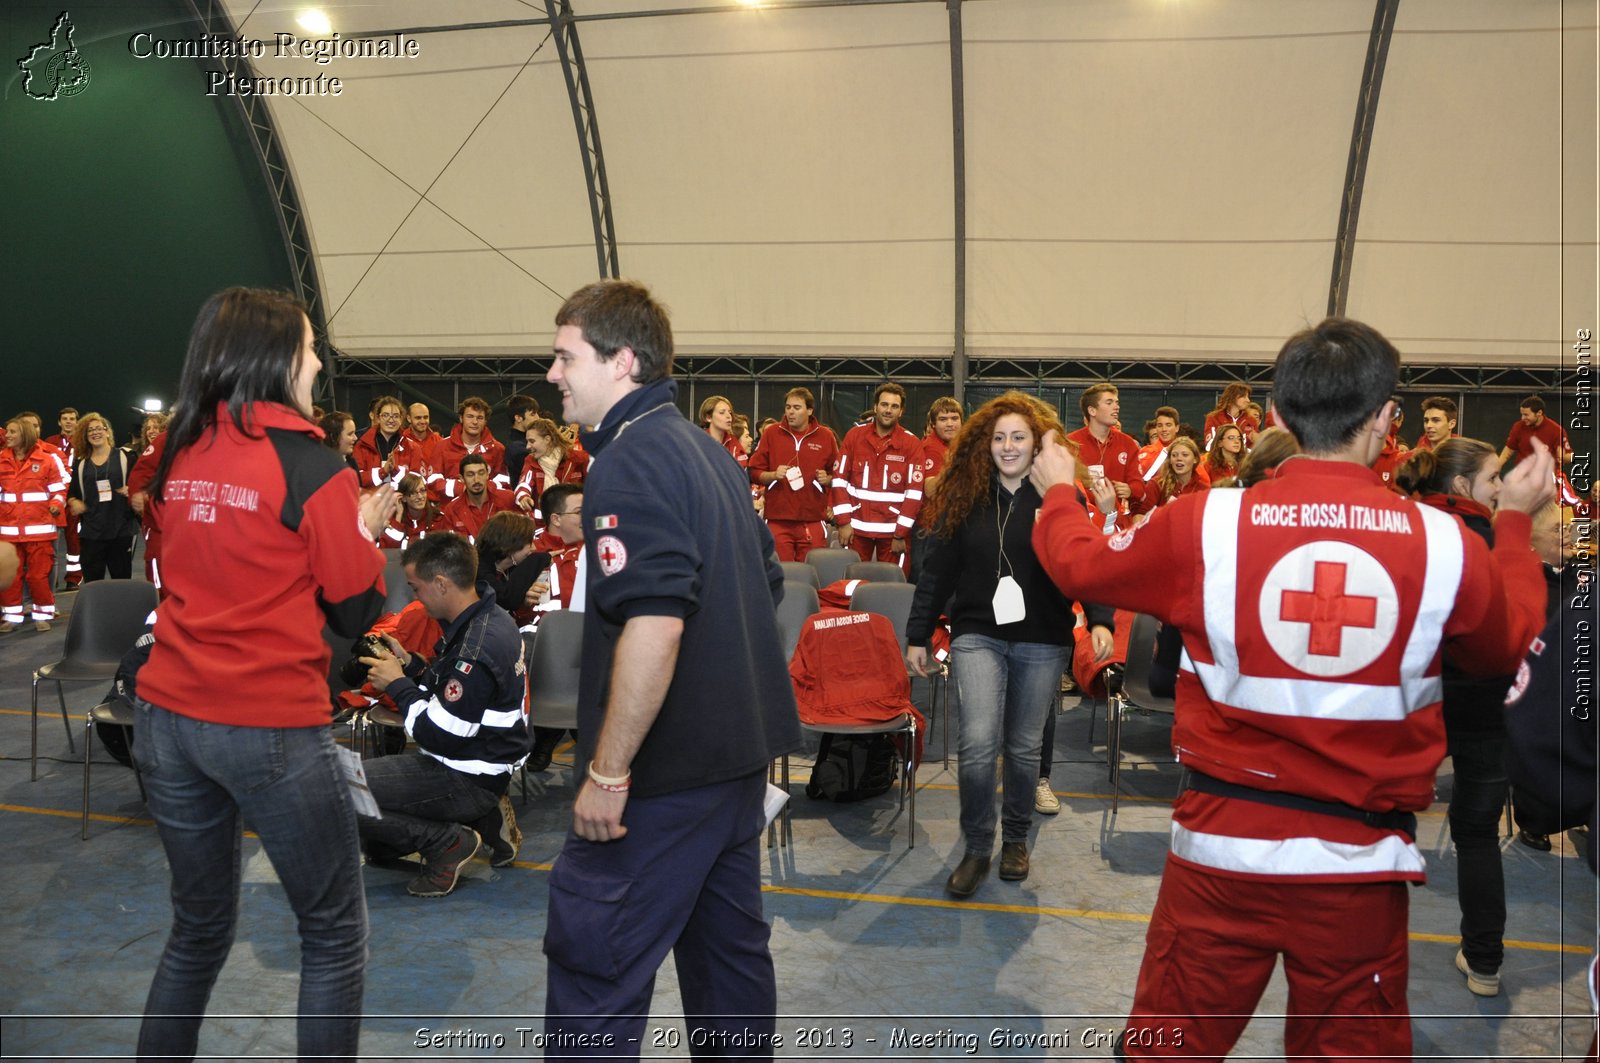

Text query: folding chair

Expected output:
[81,700,145,840]
[779,561,819,588]
[1106,612,1180,819]
[519,608,583,801]
[845,560,906,584]
[805,547,858,588]
[851,581,950,769]
[783,607,921,850]
[32,580,158,780]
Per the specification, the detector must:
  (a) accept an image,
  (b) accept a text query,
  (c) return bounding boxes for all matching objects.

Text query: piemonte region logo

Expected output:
[18,12,92,101]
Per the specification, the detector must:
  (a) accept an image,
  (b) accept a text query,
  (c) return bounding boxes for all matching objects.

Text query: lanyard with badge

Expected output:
[991,483,1026,625]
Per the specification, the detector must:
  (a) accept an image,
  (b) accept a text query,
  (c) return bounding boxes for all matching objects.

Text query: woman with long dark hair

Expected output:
[132,288,398,1060]
[1202,382,1258,450]
[320,409,360,475]
[1395,436,1514,998]
[907,392,1113,897]
[1202,423,1245,482]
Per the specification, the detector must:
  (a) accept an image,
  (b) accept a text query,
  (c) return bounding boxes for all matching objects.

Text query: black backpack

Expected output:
[805,733,900,802]
[95,626,155,767]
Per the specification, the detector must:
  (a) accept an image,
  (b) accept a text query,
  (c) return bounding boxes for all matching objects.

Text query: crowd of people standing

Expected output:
[9,282,1590,1062]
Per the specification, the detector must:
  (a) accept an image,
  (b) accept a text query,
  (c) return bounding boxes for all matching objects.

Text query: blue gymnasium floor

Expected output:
[1,580,1596,1062]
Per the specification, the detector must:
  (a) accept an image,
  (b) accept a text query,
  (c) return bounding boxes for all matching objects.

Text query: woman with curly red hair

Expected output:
[907,392,1114,898]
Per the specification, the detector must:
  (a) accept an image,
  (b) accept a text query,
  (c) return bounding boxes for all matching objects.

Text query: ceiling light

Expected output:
[297,9,332,35]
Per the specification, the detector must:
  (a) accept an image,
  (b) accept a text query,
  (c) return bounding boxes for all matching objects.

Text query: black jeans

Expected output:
[1447,729,1509,973]
[357,753,500,862]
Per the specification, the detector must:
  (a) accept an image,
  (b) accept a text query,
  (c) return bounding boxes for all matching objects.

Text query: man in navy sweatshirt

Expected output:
[540,279,800,1059]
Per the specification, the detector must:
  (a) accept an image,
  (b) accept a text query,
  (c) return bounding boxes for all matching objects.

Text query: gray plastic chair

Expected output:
[32,580,159,780]
[1106,612,1179,819]
[81,699,144,840]
[805,547,858,588]
[519,609,583,799]
[851,581,950,769]
[775,581,820,662]
[779,561,819,587]
[845,560,906,584]
[380,551,414,614]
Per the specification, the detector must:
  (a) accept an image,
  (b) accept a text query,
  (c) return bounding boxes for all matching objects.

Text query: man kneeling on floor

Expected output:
[358,531,532,897]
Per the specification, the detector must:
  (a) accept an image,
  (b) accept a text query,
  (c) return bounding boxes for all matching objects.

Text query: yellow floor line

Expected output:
[7,801,1589,956]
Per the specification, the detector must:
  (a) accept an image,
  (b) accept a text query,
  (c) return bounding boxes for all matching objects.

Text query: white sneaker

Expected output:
[1455,948,1500,997]
[1034,778,1061,815]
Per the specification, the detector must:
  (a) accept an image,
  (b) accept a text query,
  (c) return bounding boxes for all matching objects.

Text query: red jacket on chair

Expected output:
[789,608,925,759]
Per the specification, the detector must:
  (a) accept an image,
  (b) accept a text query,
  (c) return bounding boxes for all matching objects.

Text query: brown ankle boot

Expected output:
[998,841,1030,881]
[945,853,991,897]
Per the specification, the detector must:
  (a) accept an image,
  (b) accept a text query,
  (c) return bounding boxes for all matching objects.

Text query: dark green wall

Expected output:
[2,0,294,443]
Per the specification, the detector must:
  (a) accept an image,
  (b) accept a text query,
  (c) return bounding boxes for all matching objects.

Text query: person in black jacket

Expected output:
[540,280,800,1058]
[360,532,532,897]
[65,412,140,581]
[908,392,1114,897]
[1397,438,1517,997]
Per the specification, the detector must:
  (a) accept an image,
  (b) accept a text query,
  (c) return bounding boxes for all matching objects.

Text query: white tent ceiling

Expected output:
[227,0,1597,367]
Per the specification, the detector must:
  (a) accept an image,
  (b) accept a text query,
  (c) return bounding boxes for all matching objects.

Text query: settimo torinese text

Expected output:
[127,32,420,96]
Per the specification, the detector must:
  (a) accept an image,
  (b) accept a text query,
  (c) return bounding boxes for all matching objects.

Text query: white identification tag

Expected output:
[97,479,113,502]
[762,782,790,828]
[991,575,1027,625]
[336,745,381,819]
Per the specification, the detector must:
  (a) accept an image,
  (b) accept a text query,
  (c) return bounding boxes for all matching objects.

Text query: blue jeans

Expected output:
[1447,729,1509,973]
[132,700,367,1062]
[950,634,1068,855]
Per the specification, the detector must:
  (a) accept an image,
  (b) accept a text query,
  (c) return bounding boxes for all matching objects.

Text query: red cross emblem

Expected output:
[595,534,627,576]
[1279,561,1379,657]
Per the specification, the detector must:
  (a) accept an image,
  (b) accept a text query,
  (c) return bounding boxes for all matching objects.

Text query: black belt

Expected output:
[1185,770,1418,842]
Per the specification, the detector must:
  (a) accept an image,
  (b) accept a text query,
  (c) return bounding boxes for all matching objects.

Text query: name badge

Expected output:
[97,480,113,502]
[991,575,1027,625]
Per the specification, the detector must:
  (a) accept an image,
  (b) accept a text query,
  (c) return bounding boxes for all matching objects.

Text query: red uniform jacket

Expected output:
[0,442,69,541]
[437,487,515,543]
[921,432,949,478]
[1157,475,1209,506]
[750,418,839,523]
[831,423,925,540]
[513,453,588,517]
[1506,417,1570,462]
[1370,440,1409,493]
[532,530,582,611]
[1067,426,1148,510]
[1203,410,1260,451]
[1033,457,1545,884]
[402,427,445,475]
[129,434,166,561]
[382,504,438,550]
[47,433,75,470]
[432,425,507,498]
[709,429,748,468]
[788,607,926,759]
[139,403,387,727]
[352,427,426,490]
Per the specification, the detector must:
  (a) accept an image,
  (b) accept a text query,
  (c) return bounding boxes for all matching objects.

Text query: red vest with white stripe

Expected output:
[1170,482,1464,883]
